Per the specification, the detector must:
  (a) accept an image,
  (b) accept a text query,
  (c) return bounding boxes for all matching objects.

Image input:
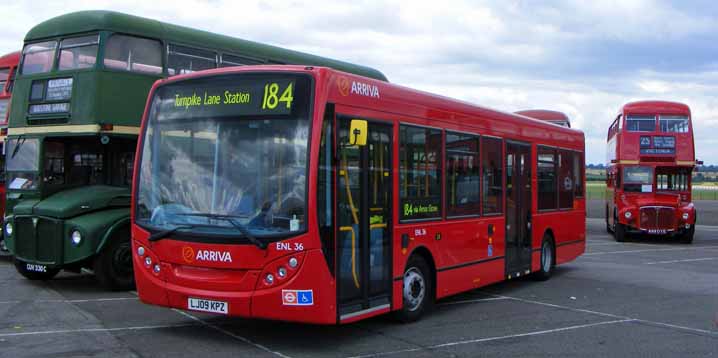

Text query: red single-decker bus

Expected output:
[131,66,586,324]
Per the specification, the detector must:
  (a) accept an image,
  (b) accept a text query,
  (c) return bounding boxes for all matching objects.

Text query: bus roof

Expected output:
[622,100,690,115]
[155,65,584,147]
[0,51,20,67]
[514,109,571,127]
[24,10,388,82]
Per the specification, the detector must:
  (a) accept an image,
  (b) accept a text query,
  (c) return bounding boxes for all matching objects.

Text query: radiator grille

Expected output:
[640,207,676,231]
[13,216,62,264]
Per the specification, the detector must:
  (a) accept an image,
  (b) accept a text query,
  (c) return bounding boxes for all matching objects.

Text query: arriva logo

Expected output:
[196,250,233,263]
[350,81,380,98]
[181,247,233,263]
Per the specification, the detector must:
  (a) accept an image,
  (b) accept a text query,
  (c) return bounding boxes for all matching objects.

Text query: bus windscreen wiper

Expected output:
[175,213,267,250]
[10,135,26,159]
[148,224,197,242]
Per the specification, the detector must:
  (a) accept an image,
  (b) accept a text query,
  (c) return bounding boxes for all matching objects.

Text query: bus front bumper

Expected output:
[132,241,337,324]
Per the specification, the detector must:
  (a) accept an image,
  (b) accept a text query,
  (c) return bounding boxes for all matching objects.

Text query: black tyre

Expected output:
[605,206,612,234]
[395,255,433,323]
[14,259,60,280]
[681,225,695,244]
[94,234,135,291]
[533,236,555,281]
[615,222,627,242]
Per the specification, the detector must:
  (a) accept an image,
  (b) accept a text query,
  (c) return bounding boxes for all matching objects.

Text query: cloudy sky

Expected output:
[2,0,717,164]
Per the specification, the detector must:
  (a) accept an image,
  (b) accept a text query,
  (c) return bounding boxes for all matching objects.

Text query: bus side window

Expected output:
[167,45,216,76]
[399,124,442,221]
[481,137,503,214]
[537,146,557,210]
[104,35,163,75]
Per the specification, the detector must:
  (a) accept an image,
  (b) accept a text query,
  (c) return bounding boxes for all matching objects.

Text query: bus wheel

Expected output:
[681,225,695,244]
[533,235,555,281]
[395,255,432,323]
[14,259,60,281]
[605,206,613,234]
[94,235,135,291]
[615,222,627,242]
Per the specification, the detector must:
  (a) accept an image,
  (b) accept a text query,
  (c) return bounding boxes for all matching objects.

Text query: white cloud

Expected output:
[2,0,717,164]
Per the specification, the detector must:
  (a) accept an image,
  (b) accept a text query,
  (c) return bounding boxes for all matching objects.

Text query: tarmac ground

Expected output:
[1,219,716,357]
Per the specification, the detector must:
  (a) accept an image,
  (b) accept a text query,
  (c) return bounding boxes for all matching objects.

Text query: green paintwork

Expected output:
[24,11,387,81]
[30,185,129,219]
[62,208,128,265]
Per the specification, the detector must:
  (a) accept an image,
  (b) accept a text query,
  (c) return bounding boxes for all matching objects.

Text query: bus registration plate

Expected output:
[188,297,228,314]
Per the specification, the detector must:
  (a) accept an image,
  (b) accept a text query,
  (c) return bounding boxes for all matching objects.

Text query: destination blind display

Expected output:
[157,77,299,120]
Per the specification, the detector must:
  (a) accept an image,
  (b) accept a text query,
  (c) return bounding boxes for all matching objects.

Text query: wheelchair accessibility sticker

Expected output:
[282,289,314,306]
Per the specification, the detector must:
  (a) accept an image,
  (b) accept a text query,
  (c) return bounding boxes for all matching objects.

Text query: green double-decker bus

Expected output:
[4,10,387,289]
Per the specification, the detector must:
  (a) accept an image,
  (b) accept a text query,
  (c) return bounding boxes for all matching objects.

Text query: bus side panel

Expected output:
[531,209,586,271]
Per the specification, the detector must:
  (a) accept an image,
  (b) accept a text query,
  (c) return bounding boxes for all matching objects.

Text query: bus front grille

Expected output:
[13,216,62,264]
[640,207,676,231]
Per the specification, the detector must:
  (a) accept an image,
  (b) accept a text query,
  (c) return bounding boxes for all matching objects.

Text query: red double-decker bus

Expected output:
[131,66,586,324]
[0,51,20,252]
[605,101,697,243]
[515,109,571,128]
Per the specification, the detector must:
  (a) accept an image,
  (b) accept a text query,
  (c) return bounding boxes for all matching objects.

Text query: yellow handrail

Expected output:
[340,226,360,289]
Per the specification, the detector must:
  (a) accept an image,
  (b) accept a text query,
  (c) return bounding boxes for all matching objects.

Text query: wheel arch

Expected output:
[96,217,131,254]
[406,245,437,299]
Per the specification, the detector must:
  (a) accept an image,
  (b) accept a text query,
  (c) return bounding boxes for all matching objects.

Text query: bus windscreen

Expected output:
[136,74,312,243]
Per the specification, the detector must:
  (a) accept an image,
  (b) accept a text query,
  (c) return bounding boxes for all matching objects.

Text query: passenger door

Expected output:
[336,116,392,321]
[505,141,532,277]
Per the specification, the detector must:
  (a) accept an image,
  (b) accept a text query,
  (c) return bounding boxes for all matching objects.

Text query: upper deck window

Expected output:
[167,45,216,76]
[0,68,8,90]
[220,54,264,67]
[659,115,689,133]
[625,115,656,132]
[21,41,57,75]
[104,35,162,75]
[58,35,99,71]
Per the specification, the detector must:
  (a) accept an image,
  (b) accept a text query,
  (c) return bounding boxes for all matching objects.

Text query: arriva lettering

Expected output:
[195,250,233,263]
[350,81,380,98]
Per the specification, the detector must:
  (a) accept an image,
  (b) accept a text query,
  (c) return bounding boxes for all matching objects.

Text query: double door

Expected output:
[505,142,532,277]
[336,117,392,320]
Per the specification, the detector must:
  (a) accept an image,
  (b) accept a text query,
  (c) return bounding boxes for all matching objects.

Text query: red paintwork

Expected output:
[606,101,696,234]
[515,109,571,128]
[131,66,586,324]
[0,51,20,224]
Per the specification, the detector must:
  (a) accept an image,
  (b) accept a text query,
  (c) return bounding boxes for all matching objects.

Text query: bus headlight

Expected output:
[5,222,12,236]
[624,211,632,219]
[288,257,298,268]
[145,256,152,267]
[277,267,287,278]
[265,273,274,285]
[70,230,82,246]
[682,213,689,220]
[137,246,145,256]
